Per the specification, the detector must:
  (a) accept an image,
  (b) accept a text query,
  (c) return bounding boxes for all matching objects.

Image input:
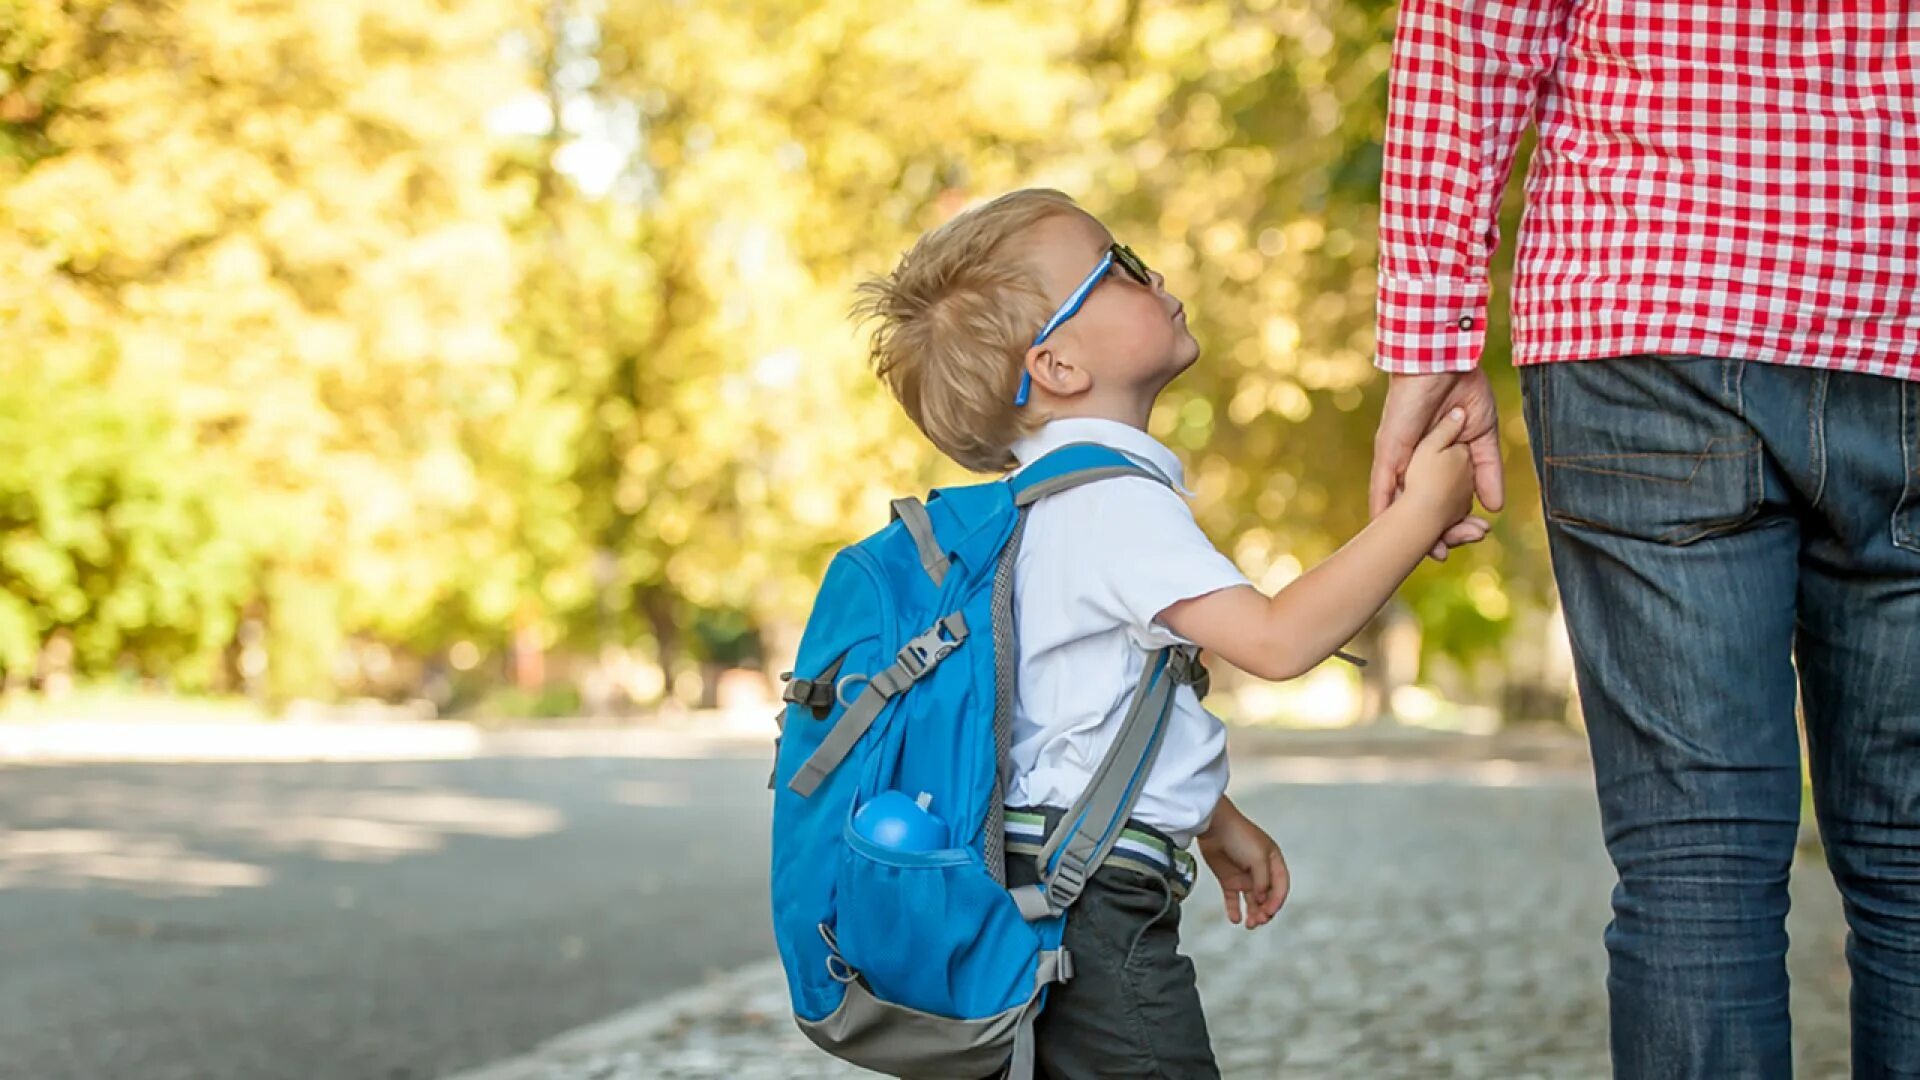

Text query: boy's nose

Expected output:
[1149,269,1167,290]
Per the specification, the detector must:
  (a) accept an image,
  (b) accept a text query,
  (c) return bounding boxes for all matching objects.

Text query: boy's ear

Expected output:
[1023,343,1091,400]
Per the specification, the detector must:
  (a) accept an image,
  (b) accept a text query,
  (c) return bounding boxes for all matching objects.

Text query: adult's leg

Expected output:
[1522,356,1803,1078]
[1785,369,1920,1075]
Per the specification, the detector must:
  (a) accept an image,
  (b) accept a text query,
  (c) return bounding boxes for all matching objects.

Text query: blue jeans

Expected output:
[1520,356,1920,1078]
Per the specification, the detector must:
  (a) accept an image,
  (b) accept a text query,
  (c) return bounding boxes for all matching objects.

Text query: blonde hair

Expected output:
[853,189,1079,473]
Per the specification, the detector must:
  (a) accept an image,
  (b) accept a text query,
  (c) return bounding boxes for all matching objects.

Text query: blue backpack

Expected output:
[769,443,1210,1080]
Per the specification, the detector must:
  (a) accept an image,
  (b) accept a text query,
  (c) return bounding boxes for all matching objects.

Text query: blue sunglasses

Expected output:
[1015,243,1154,407]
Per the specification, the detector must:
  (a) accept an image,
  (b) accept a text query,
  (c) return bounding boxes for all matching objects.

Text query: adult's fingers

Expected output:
[1468,426,1506,513]
[1370,446,1408,520]
[1440,517,1492,548]
[1374,373,1461,517]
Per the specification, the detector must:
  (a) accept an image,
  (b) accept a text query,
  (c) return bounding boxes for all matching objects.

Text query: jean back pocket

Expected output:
[1536,356,1763,546]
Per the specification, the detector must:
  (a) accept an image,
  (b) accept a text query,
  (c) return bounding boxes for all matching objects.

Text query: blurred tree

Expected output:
[0,0,1556,711]
[540,0,1110,681]
[1061,0,1552,682]
[1,0,530,696]
[0,359,257,685]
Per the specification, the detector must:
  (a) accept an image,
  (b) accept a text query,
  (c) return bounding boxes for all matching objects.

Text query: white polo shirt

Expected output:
[1006,417,1252,846]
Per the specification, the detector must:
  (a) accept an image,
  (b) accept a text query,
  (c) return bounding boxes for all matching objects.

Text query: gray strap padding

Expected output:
[1038,947,1074,984]
[1012,465,1149,507]
[1019,643,1202,919]
[787,613,969,797]
[1011,883,1052,921]
[1004,950,1073,1080]
[982,511,1028,885]
[788,685,886,798]
[1008,1014,1037,1080]
[889,497,950,586]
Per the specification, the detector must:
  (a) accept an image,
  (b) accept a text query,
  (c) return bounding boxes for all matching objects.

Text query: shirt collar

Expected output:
[1010,417,1194,496]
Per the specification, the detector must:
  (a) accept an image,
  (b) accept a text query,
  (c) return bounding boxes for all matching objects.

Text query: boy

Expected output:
[853,189,1481,1078]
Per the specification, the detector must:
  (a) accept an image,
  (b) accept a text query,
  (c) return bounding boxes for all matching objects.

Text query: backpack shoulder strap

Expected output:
[1000,442,1206,922]
[1009,643,1207,921]
[889,497,949,586]
[1008,442,1170,507]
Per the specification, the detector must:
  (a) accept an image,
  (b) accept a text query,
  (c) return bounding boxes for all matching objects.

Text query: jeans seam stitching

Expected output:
[1897,382,1918,553]
[1545,460,1746,484]
[1808,371,1830,511]
[1546,443,1758,464]
[1735,360,1763,535]
[1547,507,1751,546]
[1540,363,1555,511]
[1546,449,1758,483]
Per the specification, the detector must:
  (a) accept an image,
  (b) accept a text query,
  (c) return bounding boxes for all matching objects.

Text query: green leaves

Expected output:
[0,0,1551,701]
[0,361,254,680]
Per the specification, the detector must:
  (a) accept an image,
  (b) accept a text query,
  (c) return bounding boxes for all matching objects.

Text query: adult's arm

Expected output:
[1374,0,1576,375]
[1370,0,1576,539]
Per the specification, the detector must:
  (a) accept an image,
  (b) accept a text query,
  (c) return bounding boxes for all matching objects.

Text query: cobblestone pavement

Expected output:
[509,763,1851,1079]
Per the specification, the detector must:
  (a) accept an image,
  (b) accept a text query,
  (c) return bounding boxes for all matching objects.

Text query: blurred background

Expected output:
[16,5,1855,1080]
[1,0,1571,733]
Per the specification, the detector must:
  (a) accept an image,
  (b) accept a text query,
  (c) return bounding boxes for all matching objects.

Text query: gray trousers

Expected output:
[1003,850,1219,1079]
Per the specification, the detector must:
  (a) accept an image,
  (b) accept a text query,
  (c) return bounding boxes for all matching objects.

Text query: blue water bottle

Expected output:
[853,790,950,852]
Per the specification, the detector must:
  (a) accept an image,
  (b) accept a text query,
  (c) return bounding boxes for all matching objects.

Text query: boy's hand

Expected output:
[1197,796,1290,930]
[1399,408,1482,547]
[1370,369,1506,563]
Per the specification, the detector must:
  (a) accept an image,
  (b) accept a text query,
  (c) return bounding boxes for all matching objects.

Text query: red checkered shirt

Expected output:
[1376,1,1920,379]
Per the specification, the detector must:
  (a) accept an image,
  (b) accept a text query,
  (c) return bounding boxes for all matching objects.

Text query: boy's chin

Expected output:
[1173,341,1201,373]
[1141,341,1200,393]
[1152,353,1199,395]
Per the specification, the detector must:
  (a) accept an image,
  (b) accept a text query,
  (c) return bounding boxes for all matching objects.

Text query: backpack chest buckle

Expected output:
[895,613,967,680]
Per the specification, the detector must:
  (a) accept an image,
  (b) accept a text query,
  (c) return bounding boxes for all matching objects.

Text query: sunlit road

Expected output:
[0,731,1856,1080]
[0,748,776,1080]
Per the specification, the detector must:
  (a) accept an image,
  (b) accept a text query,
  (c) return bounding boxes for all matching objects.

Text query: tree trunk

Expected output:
[511,604,545,691]
[1357,603,1422,726]
[641,586,679,700]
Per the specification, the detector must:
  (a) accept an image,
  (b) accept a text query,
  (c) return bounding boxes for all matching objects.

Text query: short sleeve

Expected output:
[1082,477,1253,650]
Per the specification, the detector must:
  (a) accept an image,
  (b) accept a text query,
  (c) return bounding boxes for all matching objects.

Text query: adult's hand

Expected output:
[1369,369,1504,561]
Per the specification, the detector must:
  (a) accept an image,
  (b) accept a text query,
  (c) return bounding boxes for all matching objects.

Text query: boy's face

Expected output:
[1022,211,1199,407]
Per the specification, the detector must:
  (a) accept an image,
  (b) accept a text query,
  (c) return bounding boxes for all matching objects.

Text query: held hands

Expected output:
[1402,408,1479,530]
[1370,369,1503,561]
[1197,796,1290,930]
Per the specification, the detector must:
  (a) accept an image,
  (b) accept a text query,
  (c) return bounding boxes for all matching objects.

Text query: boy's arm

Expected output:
[1161,410,1475,680]
[1162,504,1438,680]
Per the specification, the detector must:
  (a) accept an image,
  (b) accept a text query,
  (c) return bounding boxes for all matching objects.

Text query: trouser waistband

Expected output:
[1004,806,1196,899]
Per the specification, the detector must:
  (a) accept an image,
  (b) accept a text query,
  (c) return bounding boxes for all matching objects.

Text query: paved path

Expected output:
[0,734,1853,1080]
[0,748,775,1080]
[464,759,1852,1080]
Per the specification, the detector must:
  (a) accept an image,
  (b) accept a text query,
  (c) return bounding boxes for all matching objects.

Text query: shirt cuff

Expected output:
[1375,276,1490,374]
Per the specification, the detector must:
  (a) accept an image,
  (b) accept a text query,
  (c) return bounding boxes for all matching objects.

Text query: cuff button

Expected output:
[1457,316,1475,331]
